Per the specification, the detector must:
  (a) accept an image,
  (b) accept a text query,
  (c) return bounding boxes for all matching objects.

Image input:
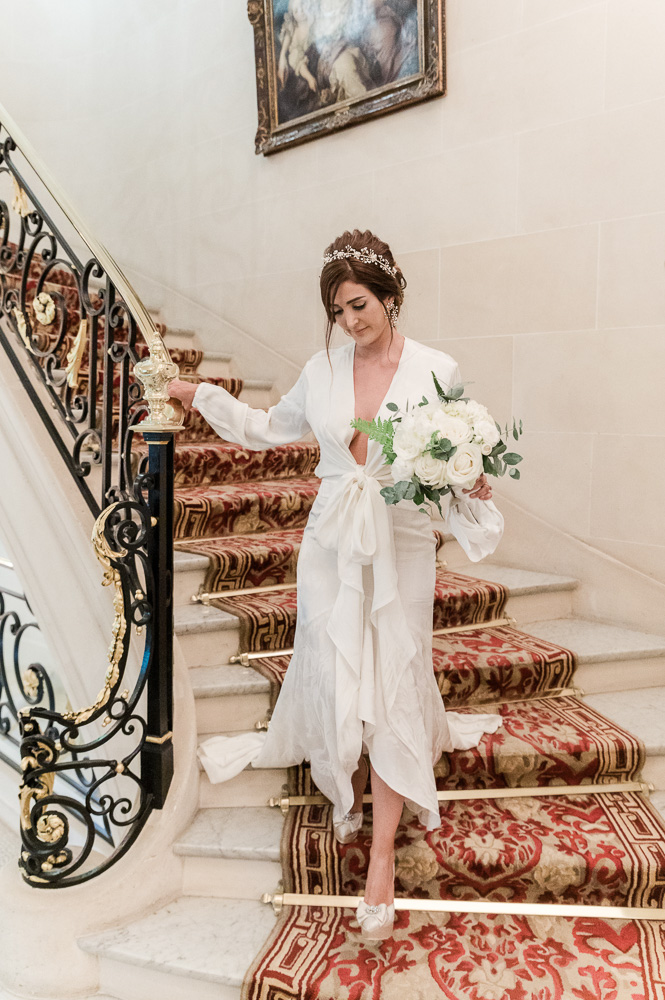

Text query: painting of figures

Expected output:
[248,0,445,154]
[273,0,420,125]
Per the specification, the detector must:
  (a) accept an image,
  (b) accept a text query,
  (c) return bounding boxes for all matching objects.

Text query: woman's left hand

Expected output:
[461,472,492,500]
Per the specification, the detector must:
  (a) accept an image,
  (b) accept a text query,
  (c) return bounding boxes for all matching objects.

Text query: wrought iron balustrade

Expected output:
[0,101,181,886]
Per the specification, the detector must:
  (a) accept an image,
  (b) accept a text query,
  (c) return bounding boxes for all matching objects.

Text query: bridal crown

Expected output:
[322,245,398,278]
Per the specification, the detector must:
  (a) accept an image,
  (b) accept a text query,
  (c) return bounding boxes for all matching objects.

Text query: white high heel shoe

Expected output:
[356,861,396,940]
[333,756,369,845]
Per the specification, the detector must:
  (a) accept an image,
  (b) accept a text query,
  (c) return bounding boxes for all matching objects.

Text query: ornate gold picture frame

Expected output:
[247,0,446,156]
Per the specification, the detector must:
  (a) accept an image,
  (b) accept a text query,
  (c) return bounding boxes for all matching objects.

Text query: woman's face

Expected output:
[332,279,391,346]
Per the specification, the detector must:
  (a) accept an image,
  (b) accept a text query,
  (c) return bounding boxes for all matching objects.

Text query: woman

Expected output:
[167,229,504,940]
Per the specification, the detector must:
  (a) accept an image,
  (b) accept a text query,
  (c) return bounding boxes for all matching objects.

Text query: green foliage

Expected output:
[350,414,397,462]
[430,370,470,403]
[429,434,457,462]
[381,478,453,517]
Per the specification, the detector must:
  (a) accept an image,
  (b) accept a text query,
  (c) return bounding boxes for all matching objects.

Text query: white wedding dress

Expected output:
[193,336,504,831]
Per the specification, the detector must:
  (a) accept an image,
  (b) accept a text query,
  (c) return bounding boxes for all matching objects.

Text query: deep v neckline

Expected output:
[346,336,409,466]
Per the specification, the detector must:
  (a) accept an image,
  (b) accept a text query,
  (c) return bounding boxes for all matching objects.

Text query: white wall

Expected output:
[1,0,663,582]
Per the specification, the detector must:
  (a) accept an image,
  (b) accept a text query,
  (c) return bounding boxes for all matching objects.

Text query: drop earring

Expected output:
[388,301,398,326]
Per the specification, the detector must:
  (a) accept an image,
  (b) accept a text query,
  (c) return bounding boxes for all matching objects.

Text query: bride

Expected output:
[168,228,504,940]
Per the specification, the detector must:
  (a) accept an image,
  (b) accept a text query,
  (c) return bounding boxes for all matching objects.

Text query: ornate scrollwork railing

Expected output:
[0,574,114,848]
[0,100,180,885]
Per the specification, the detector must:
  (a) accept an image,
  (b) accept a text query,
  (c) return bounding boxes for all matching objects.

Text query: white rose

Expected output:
[464,399,488,423]
[440,401,466,420]
[414,399,438,418]
[393,413,432,459]
[391,457,415,483]
[411,410,434,440]
[393,426,424,460]
[445,442,483,486]
[431,412,473,447]
[473,416,500,448]
[413,454,448,488]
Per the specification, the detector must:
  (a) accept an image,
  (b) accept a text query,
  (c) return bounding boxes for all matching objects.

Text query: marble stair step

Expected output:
[175,604,242,667]
[174,550,211,606]
[528,618,665,693]
[175,565,580,669]
[174,788,665,905]
[173,806,283,900]
[582,685,665,790]
[192,663,271,735]
[198,759,288,810]
[78,896,276,1000]
[196,693,650,809]
[162,326,201,350]
[238,377,277,408]
[467,563,577,624]
[189,617,665,738]
[197,351,234,377]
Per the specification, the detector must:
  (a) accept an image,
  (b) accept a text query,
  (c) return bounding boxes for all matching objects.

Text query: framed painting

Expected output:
[247,0,446,155]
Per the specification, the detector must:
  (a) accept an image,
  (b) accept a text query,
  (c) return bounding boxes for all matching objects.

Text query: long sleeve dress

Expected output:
[194,335,504,832]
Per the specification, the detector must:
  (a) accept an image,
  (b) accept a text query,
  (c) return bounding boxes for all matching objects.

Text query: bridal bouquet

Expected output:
[351,372,523,515]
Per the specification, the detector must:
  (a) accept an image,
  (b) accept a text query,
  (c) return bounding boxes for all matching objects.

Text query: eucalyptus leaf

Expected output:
[509,468,521,479]
[503,452,522,465]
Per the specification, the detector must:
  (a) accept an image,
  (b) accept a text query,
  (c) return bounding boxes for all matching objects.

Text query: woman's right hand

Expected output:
[168,378,199,415]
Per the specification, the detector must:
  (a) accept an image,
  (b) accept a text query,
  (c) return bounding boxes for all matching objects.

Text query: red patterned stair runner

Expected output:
[164,346,665,997]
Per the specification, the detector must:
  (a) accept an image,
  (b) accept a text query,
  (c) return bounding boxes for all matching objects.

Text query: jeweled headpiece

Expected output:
[322,245,398,278]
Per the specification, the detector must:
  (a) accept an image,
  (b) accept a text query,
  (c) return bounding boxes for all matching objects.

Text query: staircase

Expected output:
[68,319,665,1000]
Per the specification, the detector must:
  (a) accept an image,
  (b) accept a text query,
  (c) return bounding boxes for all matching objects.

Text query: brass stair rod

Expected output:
[230,616,518,664]
[269,779,652,812]
[194,581,297,605]
[260,890,665,921]
[432,616,516,636]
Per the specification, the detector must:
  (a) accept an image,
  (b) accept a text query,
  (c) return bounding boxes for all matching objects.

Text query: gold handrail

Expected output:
[0,100,180,430]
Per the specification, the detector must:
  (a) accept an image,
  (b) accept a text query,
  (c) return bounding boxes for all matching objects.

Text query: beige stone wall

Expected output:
[1,0,663,581]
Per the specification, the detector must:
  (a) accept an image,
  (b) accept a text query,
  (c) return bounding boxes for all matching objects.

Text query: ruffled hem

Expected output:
[197,731,267,784]
[442,710,504,752]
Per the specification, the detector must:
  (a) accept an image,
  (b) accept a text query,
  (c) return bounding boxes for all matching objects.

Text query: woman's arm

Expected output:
[168,364,312,450]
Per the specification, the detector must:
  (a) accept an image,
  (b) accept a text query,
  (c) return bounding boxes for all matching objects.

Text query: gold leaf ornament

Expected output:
[65,316,88,389]
[11,176,30,217]
[12,307,31,350]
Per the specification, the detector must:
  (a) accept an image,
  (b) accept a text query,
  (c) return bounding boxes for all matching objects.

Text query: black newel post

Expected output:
[141,431,175,808]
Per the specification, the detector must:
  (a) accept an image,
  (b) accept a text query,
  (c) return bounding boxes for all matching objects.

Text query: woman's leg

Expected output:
[350,753,368,813]
[363,760,403,906]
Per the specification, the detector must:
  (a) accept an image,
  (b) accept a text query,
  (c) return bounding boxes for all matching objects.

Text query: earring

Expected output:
[388,301,398,326]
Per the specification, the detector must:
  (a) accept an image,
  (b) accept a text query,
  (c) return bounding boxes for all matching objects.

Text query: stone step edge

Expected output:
[174,564,582,638]
[202,350,233,363]
[188,615,665,699]
[174,786,665,863]
[77,896,276,989]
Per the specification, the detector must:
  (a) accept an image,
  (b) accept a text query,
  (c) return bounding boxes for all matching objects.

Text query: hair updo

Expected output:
[320,229,407,359]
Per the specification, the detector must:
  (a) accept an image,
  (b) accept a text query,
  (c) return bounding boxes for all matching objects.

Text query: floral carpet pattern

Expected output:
[163,358,665,998]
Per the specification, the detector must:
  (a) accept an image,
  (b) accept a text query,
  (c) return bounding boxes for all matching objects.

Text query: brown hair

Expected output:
[320,229,407,363]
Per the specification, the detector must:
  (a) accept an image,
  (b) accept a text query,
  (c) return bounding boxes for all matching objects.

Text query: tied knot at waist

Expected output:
[312,465,395,567]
